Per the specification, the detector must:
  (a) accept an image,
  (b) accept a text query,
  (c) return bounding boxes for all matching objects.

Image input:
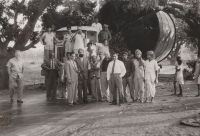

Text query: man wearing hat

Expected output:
[122,52,134,102]
[40,26,60,62]
[73,26,85,54]
[132,49,145,103]
[98,24,112,43]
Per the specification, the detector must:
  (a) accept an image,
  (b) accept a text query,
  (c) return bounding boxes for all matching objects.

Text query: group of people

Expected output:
[41,47,159,106]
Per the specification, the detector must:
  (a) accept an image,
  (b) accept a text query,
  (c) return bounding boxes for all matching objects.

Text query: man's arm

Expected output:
[53,33,60,43]
[64,62,72,83]
[120,61,126,78]
[107,30,112,41]
[107,62,112,81]
[40,33,45,45]
[6,60,11,76]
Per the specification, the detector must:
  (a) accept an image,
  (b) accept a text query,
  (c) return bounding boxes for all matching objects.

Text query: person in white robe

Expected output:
[144,51,159,103]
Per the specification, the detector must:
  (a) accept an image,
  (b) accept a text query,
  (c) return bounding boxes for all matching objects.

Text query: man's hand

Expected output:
[155,79,158,84]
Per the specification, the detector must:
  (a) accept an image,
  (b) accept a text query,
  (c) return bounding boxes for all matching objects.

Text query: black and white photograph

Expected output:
[0,0,200,135]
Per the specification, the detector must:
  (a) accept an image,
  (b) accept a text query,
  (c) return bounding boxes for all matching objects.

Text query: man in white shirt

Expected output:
[7,50,25,103]
[107,53,126,105]
[40,26,60,62]
[91,17,102,36]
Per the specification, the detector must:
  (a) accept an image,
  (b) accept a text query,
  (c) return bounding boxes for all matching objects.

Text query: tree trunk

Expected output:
[0,43,15,89]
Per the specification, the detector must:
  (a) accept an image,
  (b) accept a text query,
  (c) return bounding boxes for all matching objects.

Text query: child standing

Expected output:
[173,56,184,97]
[144,51,159,103]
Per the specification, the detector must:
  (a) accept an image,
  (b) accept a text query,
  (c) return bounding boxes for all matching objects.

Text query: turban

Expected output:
[135,49,142,55]
[78,48,84,53]
[147,51,155,59]
[123,52,128,56]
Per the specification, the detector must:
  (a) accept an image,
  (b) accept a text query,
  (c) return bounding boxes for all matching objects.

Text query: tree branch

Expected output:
[21,39,39,51]
[14,0,53,50]
[13,0,26,32]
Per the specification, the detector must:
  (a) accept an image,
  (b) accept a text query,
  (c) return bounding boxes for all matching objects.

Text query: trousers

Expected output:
[9,76,24,100]
[91,77,102,100]
[134,78,145,100]
[67,80,78,104]
[46,70,59,98]
[110,74,123,103]
[122,75,134,101]
[100,72,112,101]
[78,79,88,102]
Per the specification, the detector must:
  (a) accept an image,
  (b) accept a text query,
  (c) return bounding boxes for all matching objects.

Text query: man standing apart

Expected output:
[40,26,60,62]
[89,55,102,101]
[100,53,112,102]
[98,24,112,44]
[7,50,25,103]
[75,49,90,103]
[107,53,126,105]
[91,17,102,38]
[41,52,62,100]
[132,49,145,103]
[122,52,134,102]
[65,52,79,106]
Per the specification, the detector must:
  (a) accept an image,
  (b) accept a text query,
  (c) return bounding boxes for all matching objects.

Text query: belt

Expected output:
[111,73,120,75]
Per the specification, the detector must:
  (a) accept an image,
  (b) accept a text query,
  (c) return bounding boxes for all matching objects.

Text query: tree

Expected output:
[41,0,96,30]
[0,0,62,89]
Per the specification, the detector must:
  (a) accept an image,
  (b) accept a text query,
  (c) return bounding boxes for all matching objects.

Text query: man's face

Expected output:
[67,54,70,59]
[47,28,51,32]
[95,18,98,23]
[135,52,141,59]
[77,29,82,34]
[99,53,104,59]
[123,54,128,59]
[112,54,118,61]
[147,54,152,60]
[105,54,109,59]
[71,54,76,60]
[92,56,97,62]
[15,51,21,59]
[67,28,71,32]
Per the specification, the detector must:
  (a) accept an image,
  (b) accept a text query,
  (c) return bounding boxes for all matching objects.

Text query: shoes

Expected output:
[171,93,177,96]
[68,103,73,106]
[51,97,57,100]
[17,100,23,103]
[110,102,117,105]
[10,99,13,103]
[177,94,183,97]
[73,102,79,105]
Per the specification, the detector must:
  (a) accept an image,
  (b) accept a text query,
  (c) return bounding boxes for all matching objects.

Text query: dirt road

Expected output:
[0,81,200,136]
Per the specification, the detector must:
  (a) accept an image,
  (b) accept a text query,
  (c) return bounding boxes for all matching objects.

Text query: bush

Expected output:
[184,60,197,80]
[186,60,197,74]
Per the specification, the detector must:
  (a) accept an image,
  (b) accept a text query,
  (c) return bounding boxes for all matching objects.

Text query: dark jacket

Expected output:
[122,59,133,78]
[41,58,62,78]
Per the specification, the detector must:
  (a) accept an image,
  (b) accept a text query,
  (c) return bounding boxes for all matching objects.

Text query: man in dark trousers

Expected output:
[75,49,90,103]
[41,52,62,100]
[121,52,134,102]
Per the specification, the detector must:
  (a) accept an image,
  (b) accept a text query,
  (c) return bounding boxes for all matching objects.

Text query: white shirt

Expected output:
[91,22,102,33]
[107,60,126,80]
[145,60,159,81]
[40,32,55,50]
